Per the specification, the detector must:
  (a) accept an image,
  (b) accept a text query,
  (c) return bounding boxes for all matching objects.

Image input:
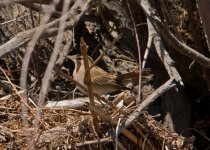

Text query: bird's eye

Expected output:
[77,56,82,60]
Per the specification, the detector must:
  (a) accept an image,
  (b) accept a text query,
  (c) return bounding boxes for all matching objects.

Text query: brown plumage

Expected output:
[67,54,127,95]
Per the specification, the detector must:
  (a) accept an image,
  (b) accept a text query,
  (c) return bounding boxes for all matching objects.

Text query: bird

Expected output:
[66,54,128,95]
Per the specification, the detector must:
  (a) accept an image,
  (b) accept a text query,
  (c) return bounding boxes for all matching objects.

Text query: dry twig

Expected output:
[118,78,176,135]
[80,37,100,135]
[147,17,183,85]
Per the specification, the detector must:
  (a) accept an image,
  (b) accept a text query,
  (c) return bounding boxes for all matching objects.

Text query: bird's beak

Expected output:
[65,55,71,59]
[65,55,74,60]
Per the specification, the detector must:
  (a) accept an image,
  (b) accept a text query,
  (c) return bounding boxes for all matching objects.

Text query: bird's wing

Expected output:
[85,66,125,89]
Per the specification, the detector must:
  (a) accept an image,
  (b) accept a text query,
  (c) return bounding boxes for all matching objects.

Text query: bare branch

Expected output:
[125,0,142,103]
[20,0,59,92]
[138,0,210,68]
[80,37,100,134]
[118,78,176,135]
[142,18,154,69]
[196,0,210,52]
[0,0,91,57]
[19,2,61,17]
[34,0,92,130]
[147,17,183,85]
[1,0,58,4]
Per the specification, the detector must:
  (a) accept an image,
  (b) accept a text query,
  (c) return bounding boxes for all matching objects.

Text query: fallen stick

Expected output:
[118,78,176,135]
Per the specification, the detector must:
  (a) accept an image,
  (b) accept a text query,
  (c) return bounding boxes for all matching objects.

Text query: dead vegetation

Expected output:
[0,0,210,149]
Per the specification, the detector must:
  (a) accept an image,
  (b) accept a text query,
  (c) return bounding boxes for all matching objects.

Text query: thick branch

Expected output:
[0,0,89,57]
[118,78,176,135]
[196,0,210,52]
[147,18,183,85]
[138,0,210,68]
